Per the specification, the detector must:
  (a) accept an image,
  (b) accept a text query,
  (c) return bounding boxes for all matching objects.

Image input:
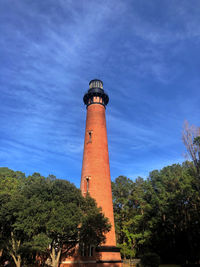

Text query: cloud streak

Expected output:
[0,0,200,186]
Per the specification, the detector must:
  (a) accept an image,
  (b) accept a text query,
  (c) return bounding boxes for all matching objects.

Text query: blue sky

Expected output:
[0,0,200,187]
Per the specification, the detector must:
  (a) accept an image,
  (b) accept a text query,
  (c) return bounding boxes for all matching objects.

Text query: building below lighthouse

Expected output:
[61,79,121,267]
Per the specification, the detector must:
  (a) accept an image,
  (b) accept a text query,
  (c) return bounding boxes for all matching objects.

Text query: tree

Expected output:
[147,163,198,263]
[0,168,26,267]
[112,176,151,259]
[113,163,200,263]
[79,195,111,252]
[112,176,134,258]
[182,120,200,175]
[0,170,111,267]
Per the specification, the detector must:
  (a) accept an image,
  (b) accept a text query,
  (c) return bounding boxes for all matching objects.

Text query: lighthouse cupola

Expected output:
[83,79,109,107]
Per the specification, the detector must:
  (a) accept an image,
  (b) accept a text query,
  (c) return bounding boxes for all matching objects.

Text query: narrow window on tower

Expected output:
[89,131,92,140]
[89,245,94,257]
[84,176,90,194]
[87,130,93,143]
[81,243,86,256]
[86,177,89,193]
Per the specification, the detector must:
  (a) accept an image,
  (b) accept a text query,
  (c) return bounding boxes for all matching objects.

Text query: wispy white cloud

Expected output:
[0,0,200,185]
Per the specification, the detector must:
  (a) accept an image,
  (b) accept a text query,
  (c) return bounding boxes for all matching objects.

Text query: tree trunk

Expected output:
[9,233,21,267]
[11,253,21,267]
[50,247,61,267]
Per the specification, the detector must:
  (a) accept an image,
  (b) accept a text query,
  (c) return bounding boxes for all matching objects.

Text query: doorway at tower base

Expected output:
[60,246,122,267]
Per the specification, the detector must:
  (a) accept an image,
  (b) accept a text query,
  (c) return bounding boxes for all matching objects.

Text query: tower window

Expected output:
[89,245,94,257]
[87,130,93,143]
[80,244,94,257]
[81,243,86,256]
[86,177,89,193]
[84,176,91,194]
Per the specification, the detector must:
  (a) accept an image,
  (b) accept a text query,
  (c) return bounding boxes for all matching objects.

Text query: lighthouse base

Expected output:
[60,261,122,267]
[60,246,122,267]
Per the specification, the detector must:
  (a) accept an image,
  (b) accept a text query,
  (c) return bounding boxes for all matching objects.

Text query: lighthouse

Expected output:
[80,79,122,266]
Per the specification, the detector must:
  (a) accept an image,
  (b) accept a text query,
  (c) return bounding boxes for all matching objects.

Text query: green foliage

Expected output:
[112,176,152,259]
[113,162,200,263]
[0,168,110,267]
[79,195,111,248]
[193,136,200,146]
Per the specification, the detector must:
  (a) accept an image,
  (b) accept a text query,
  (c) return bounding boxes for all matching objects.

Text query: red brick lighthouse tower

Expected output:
[80,79,122,266]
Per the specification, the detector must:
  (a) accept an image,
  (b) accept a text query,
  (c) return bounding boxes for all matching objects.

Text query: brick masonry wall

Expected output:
[63,101,122,266]
[81,103,117,247]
